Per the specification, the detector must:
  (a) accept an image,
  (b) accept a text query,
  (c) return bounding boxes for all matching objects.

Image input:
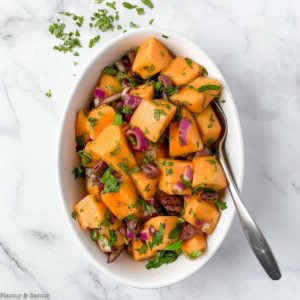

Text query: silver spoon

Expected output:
[211,100,281,280]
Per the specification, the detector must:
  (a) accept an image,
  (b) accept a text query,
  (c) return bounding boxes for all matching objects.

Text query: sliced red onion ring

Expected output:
[180,223,196,241]
[126,230,135,240]
[141,163,159,179]
[173,181,185,193]
[146,198,155,206]
[122,87,131,98]
[183,166,193,182]
[200,191,218,201]
[122,78,129,88]
[114,100,124,110]
[158,75,173,87]
[195,147,212,157]
[179,118,191,146]
[123,93,141,109]
[140,231,148,241]
[126,127,148,151]
[101,92,122,105]
[94,88,106,99]
[107,245,124,263]
[149,225,156,236]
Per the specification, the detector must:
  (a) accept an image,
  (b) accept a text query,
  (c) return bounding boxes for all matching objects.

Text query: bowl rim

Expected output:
[57,27,245,288]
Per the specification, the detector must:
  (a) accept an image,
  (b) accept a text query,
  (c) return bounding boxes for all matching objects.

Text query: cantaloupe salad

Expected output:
[72,37,227,268]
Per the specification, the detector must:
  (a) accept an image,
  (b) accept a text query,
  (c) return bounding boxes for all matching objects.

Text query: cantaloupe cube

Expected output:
[132,37,173,79]
[194,104,221,145]
[134,143,167,166]
[131,171,158,200]
[75,109,90,147]
[157,158,193,195]
[87,105,116,140]
[101,176,138,220]
[130,83,154,101]
[98,73,122,97]
[192,156,227,190]
[182,234,207,259]
[90,125,137,176]
[132,216,179,261]
[130,99,176,142]
[74,195,106,230]
[161,57,203,86]
[80,141,101,168]
[182,195,220,234]
[170,77,222,113]
[169,107,203,156]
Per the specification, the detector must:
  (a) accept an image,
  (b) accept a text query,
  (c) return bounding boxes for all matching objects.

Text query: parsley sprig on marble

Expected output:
[48,1,155,56]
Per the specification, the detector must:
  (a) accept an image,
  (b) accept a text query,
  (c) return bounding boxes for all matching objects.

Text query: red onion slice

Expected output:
[158,75,173,87]
[200,191,218,201]
[179,118,191,146]
[183,166,193,182]
[126,127,148,151]
[195,218,204,227]
[141,163,159,179]
[173,181,185,193]
[94,88,106,99]
[101,92,122,105]
[195,147,212,157]
[126,230,135,240]
[123,93,141,109]
[140,231,148,241]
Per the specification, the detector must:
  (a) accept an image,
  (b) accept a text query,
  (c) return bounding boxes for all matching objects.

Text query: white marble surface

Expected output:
[0,0,299,299]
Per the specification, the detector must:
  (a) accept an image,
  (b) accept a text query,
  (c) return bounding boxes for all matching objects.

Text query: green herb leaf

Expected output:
[45,89,52,97]
[106,1,117,10]
[141,0,154,9]
[123,2,138,9]
[103,66,118,76]
[100,167,120,193]
[162,34,169,39]
[154,109,167,121]
[90,9,115,32]
[185,58,193,68]
[136,7,145,15]
[149,223,164,250]
[71,211,77,220]
[136,242,148,254]
[108,229,117,246]
[72,166,84,179]
[214,199,227,211]
[110,142,120,156]
[59,12,84,27]
[186,250,202,259]
[198,84,220,93]
[168,223,183,240]
[78,150,92,167]
[164,240,182,251]
[164,86,178,97]
[165,168,173,176]
[146,250,178,269]
[91,229,99,241]
[112,113,123,125]
[130,21,138,28]
[149,18,154,25]
[88,117,98,127]
[202,66,208,76]
[89,35,101,48]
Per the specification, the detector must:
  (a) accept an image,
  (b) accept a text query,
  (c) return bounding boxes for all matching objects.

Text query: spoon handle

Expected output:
[218,151,281,280]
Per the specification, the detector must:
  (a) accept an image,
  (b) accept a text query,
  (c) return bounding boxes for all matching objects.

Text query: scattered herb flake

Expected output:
[88,117,98,127]
[72,166,84,179]
[214,199,227,211]
[71,211,77,220]
[89,35,101,48]
[112,112,123,125]
[185,58,193,68]
[45,90,52,97]
[162,34,169,39]
[149,18,154,25]
[154,109,167,121]
[106,1,117,10]
[136,7,145,15]
[130,21,139,28]
[141,0,154,9]
[108,229,117,246]
[123,2,138,9]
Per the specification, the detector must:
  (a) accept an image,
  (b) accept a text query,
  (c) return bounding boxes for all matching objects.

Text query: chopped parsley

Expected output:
[130,165,141,174]
[149,18,154,25]
[143,64,155,73]
[136,7,145,15]
[130,21,139,28]
[141,0,154,9]
[149,223,164,250]
[186,250,202,259]
[78,150,92,167]
[164,86,178,97]
[117,159,130,174]
[185,58,193,68]
[110,142,121,156]
[164,240,182,251]
[214,199,227,211]
[100,167,120,193]
[146,250,178,269]
[198,84,220,93]
[88,117,98,127]
[142,154,154,164]
[112,113,123,125]
[71,211,77,220]
[101,210,112,227]
[168,223,183,240]
[59,12,84,27]
[158,160,174,167]
[137,197,155,215]
[207,113,215,128]
[103,66,118,76]
[123,2,138,9]
[161,34,169,39]
[108,229,117,246]
[45,89,52,97]
[165,168,173,176]
[89,9,115,32]
[91,229,99,241]
[154,109,167,121]
[106,1,117,10]
[202,66,208,76]
[136,242,148,254]
[75,135,85,148]
[72,166,84,179]
[89,35,101,48]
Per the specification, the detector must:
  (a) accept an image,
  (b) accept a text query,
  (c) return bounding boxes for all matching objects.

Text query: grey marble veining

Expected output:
[0,0,299,299]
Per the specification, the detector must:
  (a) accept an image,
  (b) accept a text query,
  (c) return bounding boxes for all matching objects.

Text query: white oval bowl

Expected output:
[57,28,244,288]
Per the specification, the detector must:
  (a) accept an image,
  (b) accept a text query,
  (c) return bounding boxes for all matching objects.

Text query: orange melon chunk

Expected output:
[98,73,122,97]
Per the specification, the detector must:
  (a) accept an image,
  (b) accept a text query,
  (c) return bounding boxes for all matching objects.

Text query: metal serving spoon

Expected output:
[211,100,281,280]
